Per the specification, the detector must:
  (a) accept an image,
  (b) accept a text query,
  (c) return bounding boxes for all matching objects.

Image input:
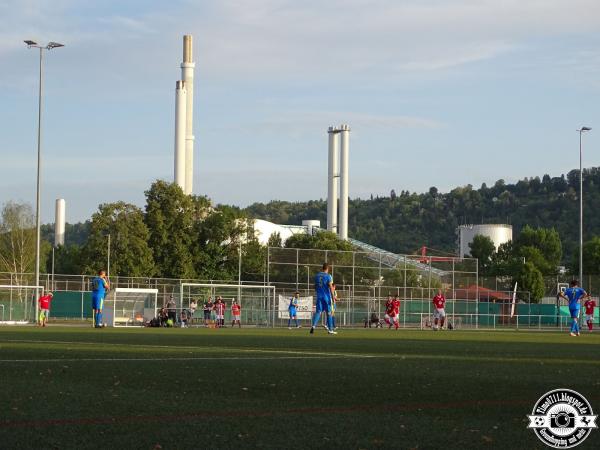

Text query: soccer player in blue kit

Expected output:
[559,279,590,336]
[92,269,109,328]
[310,263,337,335]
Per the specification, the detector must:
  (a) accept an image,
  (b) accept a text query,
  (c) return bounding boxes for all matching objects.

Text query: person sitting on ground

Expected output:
[159,307,169,327]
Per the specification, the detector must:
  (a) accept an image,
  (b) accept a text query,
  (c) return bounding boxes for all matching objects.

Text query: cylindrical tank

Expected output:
[302,220,321,236]
[174,80,187,190]
[458,224,513,257]
[327,127,339,233]
[54,199,66,247]
[338,124,350,240]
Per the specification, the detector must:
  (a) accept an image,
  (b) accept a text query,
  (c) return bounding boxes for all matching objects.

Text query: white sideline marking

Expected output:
[0,339,377,359]
[0,356,361,363]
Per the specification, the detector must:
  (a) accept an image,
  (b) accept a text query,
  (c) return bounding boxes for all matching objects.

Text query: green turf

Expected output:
[0,326,598,449]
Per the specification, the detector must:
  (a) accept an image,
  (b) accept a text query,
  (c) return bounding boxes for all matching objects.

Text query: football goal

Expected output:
[103,288,158,327]
[0,285,44,324]
[180,283,276,326]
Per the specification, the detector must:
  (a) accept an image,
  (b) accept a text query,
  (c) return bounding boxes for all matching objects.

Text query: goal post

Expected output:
[179,283,276,326]
[0,285,44,324]
[103,288,158,327]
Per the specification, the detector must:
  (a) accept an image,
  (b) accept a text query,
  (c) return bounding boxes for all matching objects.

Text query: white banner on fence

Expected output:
[278,295,313,319]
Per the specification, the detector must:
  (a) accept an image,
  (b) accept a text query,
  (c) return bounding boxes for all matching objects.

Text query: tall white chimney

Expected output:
[327,126,340,233]
[181,35,195,195]
[174,80,187,190]
[54,199,65,247]
[338,124,350,240]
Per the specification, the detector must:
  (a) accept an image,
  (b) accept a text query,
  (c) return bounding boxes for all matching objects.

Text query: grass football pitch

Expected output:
[0,326,598,449]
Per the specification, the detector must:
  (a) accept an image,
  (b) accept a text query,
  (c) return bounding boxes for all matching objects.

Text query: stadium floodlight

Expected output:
[24,39,65,311]
[577,127,592,290]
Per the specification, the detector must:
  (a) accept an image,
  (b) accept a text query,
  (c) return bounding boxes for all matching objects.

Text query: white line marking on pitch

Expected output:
[0,339,376,358]
[0,356,367,363]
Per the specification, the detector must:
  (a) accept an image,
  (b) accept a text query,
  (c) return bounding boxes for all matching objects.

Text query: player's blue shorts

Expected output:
[315,297,331,314]
[289,307,297,318]
[569,306,580,318]
[92,295,104,310]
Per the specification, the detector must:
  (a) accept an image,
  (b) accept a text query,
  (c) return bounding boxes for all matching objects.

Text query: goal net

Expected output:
[180,283,276,326]
[103,288,158,327]
[0,285,44,324]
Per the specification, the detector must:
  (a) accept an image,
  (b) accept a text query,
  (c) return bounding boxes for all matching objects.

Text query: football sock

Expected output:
[327,315,333,331]
[311,312,321,328]
[288,319,291,327]
[570,319,579,334]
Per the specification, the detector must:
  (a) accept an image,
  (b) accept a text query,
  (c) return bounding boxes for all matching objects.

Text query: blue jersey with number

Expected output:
[314,272,332,300]
[564,287,585,309]
[289,297,298,311]
[92,276,106,299]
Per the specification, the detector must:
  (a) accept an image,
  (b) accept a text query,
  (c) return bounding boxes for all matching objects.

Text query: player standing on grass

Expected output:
[384,295,393,327]
[92,270,109,328]
[288,291,301,329]
[432,289,446,330]
[231,299,241,328]
[214,297,226,328]
[559,280,589,336]
[584,296,596,332]
[37,291,53,327]
[310,263,336,335]
[392,295,401,330]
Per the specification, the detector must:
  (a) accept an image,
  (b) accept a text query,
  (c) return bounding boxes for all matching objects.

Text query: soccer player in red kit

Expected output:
[391,295,401,329]
[231,299,241,328]
[214,297,226,328]
[432,289,446,330]
[38,292,53,327]
[385,299,396,329]
[384,295,393,326]
[584,297,596,332]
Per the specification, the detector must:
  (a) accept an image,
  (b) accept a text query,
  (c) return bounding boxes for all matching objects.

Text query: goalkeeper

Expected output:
[91,269,109,328]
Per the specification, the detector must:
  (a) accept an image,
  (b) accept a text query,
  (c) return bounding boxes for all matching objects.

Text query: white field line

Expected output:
[2,340,599,366]
[0,356,365,363]
[0,339,376,359]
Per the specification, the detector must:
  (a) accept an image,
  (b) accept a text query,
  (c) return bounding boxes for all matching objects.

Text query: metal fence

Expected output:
[2,247,597,329]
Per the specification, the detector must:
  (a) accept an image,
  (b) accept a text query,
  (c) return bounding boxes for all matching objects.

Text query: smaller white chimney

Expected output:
[54,199,66,247]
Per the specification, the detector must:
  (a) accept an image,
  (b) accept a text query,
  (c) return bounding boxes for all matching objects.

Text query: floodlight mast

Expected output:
[577,127,591,290]
[24,39,64,307]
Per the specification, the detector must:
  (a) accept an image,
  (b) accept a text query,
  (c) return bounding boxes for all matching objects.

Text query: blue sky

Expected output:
[1,0,600,223]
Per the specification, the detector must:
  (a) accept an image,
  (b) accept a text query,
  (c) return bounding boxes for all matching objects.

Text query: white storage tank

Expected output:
[302,220,321,235]
[458,224,512,257]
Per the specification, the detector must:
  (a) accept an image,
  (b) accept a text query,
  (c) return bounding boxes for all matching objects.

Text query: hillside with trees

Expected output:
[245,167,600,267]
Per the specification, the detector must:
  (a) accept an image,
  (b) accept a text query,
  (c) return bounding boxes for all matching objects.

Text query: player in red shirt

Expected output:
[214,297,226,328]
[383,295,393,326]
[391,295,401,330]
[584,297,596,332]
[432,289,446,330]
[231,299,241,328]
[385,300,395,329]
[38,292,54,327]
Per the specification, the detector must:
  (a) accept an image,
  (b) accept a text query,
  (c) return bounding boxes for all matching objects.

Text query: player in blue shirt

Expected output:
[288,291,301,329]
[310,263,336,335]
[559,279,589,336]
[91,270,109,328]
